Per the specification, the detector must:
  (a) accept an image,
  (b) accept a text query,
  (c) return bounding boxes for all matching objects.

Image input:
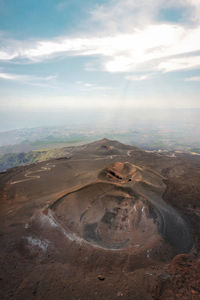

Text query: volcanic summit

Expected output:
[0,139,199,299]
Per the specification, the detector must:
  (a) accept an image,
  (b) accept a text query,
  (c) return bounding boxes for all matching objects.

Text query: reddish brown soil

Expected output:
[0,139,200,299]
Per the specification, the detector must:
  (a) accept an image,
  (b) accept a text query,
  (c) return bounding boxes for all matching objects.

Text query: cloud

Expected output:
[126,74,153,81]
[0,72,24,80]
[0,50,18,61]
[89,0,200,32]
[56,1,74,11]
[185,76,200,82]
[76,81,112,91]
[0,72,57,88]
[0,0,200,76]
[56,1,68,10]
[157,54,200,72]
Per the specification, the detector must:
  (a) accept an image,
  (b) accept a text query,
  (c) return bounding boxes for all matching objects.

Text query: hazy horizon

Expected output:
[0,107,200,133]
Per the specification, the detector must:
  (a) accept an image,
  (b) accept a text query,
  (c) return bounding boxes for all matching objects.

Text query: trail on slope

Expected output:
[10,162,55,185]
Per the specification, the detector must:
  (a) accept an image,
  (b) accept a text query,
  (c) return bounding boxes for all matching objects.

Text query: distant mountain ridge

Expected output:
[0,138,138,172]
[0,148,69,172]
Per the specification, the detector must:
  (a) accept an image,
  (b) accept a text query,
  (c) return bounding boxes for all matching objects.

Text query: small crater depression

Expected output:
[99,162,142,183]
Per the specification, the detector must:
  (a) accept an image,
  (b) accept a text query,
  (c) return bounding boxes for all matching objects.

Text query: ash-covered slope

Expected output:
[0,139,199,299]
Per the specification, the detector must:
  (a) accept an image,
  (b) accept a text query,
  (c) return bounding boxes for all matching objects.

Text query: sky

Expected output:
[0,0,200,130]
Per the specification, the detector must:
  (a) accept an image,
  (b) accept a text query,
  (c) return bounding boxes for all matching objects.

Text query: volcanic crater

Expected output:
[49,161,192,253]
[0,139,198,300]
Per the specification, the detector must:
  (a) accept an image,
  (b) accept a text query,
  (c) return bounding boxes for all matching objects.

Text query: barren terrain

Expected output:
[0,139,200,299]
